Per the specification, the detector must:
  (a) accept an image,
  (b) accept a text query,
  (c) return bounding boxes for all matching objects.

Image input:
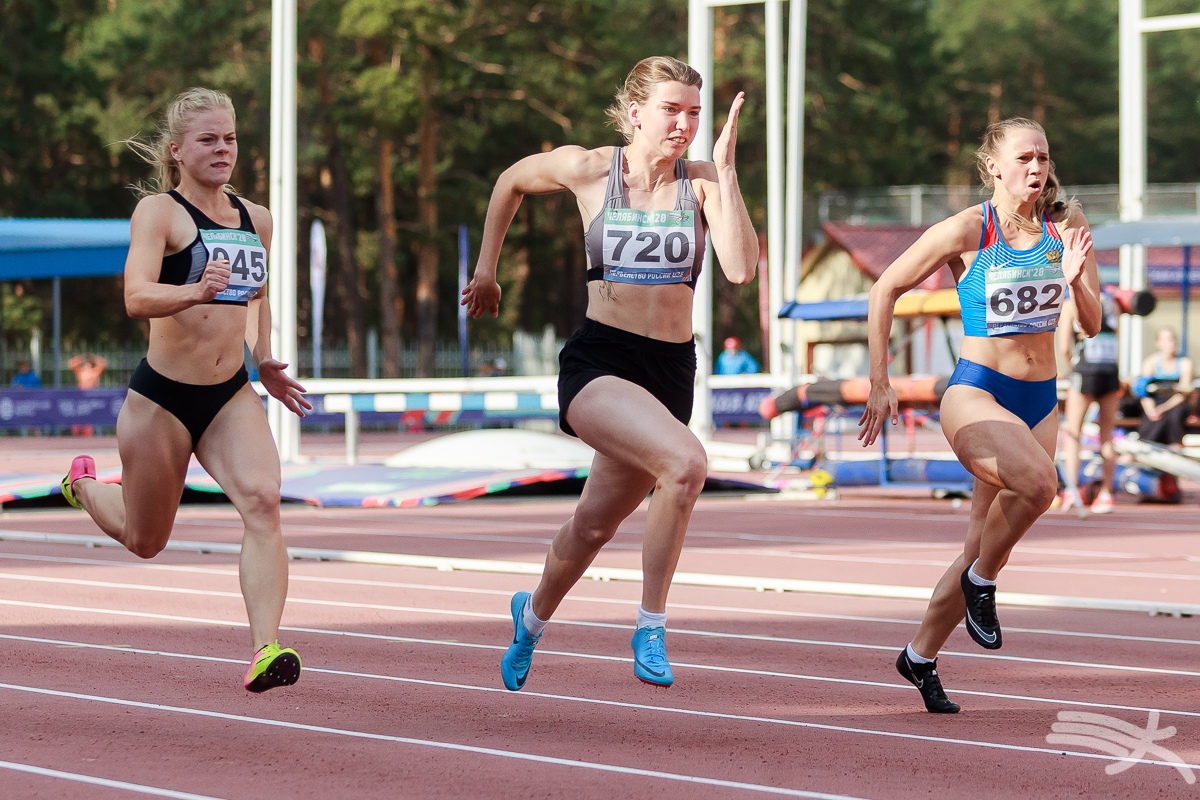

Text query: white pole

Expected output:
[783,0,807,386]
[689,0,715,440]
[1118,0,1146,379]
[268,0,299,461]
[766,0,785,387]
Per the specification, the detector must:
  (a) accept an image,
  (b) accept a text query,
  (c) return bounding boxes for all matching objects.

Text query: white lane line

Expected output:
[0,682,869,800]
[0,759,224,800]
[7,550,1200,648]
[6,530,1199,616]
[2,651,1199,777]
[3,607,1199,720]
[3,573,1199,679]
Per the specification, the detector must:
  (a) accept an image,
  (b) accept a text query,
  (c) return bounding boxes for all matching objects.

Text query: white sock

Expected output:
[906,643,935,665]
[967,561,997,587]
[522,595,547,636]
[636,606,667,630]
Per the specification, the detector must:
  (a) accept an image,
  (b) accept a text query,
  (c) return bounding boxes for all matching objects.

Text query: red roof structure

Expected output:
[821,223,955,290]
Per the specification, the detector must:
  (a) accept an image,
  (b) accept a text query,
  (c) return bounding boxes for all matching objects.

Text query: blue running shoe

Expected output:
[631,626,673,687]
[501,591,541,691]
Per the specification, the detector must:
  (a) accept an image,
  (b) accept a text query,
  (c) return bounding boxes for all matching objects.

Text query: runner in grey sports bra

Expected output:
[583,146,705,290]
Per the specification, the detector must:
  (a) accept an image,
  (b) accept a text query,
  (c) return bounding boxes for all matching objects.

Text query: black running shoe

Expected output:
[895,650,960,714]
[961,568,1003,650]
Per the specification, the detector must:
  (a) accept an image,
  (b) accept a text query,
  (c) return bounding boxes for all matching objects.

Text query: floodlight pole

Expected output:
[1118,2,1200,377]
[268,0,299,462]
[689,0,801,440]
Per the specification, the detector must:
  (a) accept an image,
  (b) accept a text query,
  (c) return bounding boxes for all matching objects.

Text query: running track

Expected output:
[2,486,1200,797]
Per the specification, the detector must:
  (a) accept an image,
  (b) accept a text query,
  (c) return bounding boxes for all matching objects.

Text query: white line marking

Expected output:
[3,571,1199,678]
[0,682,870,800]
[0,759,225,799]
[6,550,1200,648]
[2,653,1199,777]
[3,607,1199,720]
[6,530,1199,615]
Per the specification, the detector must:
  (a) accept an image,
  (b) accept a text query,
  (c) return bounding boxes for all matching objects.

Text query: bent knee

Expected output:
[231,483,282,523]
[125,533,168,559]
[1012,468,1058,511]
[656,448,708,502]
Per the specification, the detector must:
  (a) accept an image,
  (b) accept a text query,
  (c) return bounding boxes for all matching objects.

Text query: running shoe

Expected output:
[60,455,95,510]
[1090,491,1114,515]
[243,641,302,693]
[895,649,959,714]
[1058,488,1088,519]
[961,568,1002,650]
[501,591,541,691]
[631,626,674,687]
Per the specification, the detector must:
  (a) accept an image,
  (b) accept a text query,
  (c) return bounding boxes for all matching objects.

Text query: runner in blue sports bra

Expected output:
[463,56,758,691]
[59,88,311,693]
[859,117,1102,713]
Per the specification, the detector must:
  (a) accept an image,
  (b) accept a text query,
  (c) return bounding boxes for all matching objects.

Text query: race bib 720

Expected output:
[601,208,696,285]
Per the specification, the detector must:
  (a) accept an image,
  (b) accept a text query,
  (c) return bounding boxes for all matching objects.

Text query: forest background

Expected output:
[3,0,1198,376]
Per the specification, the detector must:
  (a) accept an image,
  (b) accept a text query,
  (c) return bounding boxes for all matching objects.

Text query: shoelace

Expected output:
[641,633,668,668]
[973,588,998,628]
[511,630,541,671]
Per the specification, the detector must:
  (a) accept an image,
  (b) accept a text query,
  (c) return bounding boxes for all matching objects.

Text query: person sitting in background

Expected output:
[1137,327,1194,451]
[715,336,759,374]
[11,360,42,389]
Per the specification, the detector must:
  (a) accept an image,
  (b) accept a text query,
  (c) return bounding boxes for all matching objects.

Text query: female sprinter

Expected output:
[462,56,757,690]
[60,88,311,692]
[859,117,1100,713]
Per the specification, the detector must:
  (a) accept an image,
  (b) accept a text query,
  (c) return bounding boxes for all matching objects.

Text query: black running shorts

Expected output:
[557,318,696,438]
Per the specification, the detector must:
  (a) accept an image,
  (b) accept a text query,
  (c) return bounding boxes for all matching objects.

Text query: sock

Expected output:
[906,643,935,665]
[636,606,667,631]
[522,595,548,637]
[967,561,997,587]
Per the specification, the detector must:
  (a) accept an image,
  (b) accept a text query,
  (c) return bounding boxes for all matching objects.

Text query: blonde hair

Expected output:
[975,117,1080,233]
[126,87,237,196]
[605,56,703,144]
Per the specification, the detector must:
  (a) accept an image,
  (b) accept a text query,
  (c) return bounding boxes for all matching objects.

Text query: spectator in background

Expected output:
[68,354,108,436]
[1137,326,1194,451]
[715,336,759,374]
[69,354,107,389]
[11,360,42,389]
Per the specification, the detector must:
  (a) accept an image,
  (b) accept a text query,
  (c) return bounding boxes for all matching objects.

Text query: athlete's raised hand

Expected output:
[461,274,501,319]
[712,92,745,172]
[257,359,312,418]
[1061,226,1093,286]
[198,258,231,302]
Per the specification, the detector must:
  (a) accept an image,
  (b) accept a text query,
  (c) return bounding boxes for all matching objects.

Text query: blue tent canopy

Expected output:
[0,218,130,280]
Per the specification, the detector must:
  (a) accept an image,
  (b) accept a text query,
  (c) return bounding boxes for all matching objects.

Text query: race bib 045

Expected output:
[601,208,696,285]
[200,229,268,303]
[984,263,1065,336]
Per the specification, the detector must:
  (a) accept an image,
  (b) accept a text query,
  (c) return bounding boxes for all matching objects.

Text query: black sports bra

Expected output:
[160,190,267,306]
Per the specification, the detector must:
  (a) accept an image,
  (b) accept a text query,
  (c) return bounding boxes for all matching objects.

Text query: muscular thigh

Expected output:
[940,384,1057,488]
[116,391,193,538]
[567,376,704,477]
[194,385,281,504]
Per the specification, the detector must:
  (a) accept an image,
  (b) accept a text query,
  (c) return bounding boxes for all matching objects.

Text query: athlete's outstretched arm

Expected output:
[124,195,231,319]
[858,213,978,446]
[462,146,593,319]
[245,205,310,418]
[697,92,757,285]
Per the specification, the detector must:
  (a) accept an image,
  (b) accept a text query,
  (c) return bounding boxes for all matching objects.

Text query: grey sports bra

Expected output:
[583,147,704,290]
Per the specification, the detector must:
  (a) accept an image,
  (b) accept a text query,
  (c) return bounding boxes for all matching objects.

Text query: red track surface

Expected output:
[3,436,1200,798]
